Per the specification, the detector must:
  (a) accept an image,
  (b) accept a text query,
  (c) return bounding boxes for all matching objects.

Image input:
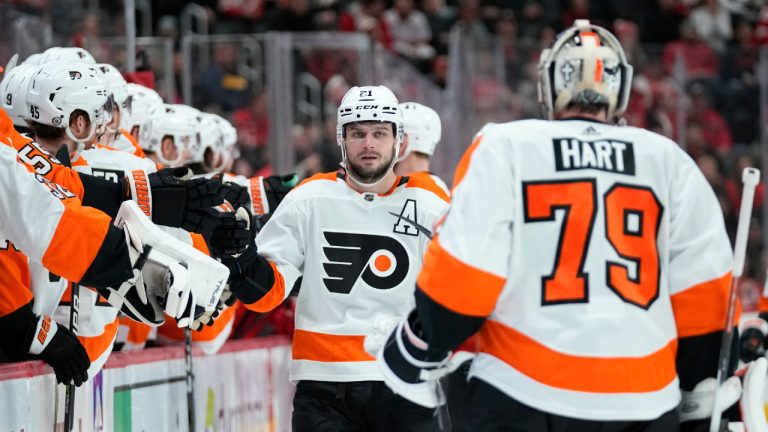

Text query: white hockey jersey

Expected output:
[254,171,449,382]
[417,119,733,420]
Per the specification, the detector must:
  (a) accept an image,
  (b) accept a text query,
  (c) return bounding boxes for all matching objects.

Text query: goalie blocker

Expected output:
[96,201,229,328]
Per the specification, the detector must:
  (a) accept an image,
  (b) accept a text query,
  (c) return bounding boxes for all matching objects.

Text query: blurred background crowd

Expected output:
[1,0,767,317]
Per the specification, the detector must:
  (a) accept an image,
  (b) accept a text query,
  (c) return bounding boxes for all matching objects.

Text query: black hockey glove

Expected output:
[740,317,768,363]
[124,167,225,235]
[208,207,256,258]
[219,181,250,211]
[0,302,90,386]
[220,247,275,306]
[263,173,299,213]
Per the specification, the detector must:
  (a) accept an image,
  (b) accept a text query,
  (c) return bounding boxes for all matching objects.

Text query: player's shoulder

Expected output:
[288,170,344,199]
[404,172,450,203]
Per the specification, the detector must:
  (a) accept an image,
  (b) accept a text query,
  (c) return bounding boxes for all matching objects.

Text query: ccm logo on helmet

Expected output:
[355,105,379,110]
[322,231,410,294]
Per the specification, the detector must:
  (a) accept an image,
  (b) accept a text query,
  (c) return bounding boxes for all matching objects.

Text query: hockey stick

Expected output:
[710,167,761,432]
[185,327,196,432]
[64,282,80,432]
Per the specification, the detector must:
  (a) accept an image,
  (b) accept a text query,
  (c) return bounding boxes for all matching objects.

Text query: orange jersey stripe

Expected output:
[405,172,450,203]
[418,237,505,316]
[41,202,111,283]
[243,261,286,313]
[78,318,119,362]
[297,171,339,188]
[158,306,235,342]
[759,296,768,314]
[292,329,375,362]
[120,316,153,345]
[671,272,736,338]
[120,129,146,158]
[478,320,678,393]
[190,233,210,255]
[0,246,33,316]
[452,133,483,189]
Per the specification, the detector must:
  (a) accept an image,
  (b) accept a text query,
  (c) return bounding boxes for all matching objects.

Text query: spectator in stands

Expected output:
[197,43,251,112]
[383,0,435,70]
[422,0,455,55]
[689,0,732,53]
[452,0,491,42]
[687,82,733,156]
[517,0,547,42]
[721,19,760,145]
[560,0,590,30]
[339,0,393,50]
[614,19,647,72]
[233,91,270,151]
[639,0,688,45]
[266,0,315,31]
[662,18,718,80]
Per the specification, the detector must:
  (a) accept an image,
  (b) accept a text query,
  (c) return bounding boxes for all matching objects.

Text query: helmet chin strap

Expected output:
[64,122,97,162]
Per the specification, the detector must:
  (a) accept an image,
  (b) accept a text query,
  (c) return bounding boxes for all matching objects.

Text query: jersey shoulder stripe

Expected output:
[405,171,450,203]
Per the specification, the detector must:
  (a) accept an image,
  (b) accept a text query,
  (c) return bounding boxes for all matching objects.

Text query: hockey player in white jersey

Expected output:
[223,85,449,431]
[394,101,449,194]
[372,20,739,432]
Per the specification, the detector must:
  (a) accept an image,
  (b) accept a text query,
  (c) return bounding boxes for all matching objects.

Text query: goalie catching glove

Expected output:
[366,310,451,408]
[94,201,229,328]
[124,167,225,235]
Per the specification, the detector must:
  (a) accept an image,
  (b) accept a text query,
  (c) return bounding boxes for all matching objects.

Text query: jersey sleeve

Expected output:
[415,128,514,353]
[418,128,512,317]
[0,144,117,285]
[667,147,735,390]
[0,246,33,318]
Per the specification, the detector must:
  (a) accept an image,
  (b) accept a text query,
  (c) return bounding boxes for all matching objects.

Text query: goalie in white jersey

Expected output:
[224,85,449,431]
[373,20,738,432]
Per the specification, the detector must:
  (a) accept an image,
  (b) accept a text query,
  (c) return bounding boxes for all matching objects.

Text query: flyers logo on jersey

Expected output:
[322,231,410,294]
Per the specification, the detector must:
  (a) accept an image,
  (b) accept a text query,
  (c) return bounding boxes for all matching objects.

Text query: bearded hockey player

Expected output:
[372,20,739,432]
[224,85,449,431]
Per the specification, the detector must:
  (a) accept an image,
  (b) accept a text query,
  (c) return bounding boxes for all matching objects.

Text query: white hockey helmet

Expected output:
[121,83,164,137]
[22,53,44,66]
[538,19,633,119]
[97,63,128,106]
[140,104,196,167]
[214,114,239,170]
[398,102,441,161]
[0,63,39,128]
[336,85,404,185]
[41,47,97,65]
[25,62,113,160]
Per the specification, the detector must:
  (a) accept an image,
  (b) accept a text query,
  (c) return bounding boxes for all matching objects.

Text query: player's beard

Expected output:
[347,146,396,184]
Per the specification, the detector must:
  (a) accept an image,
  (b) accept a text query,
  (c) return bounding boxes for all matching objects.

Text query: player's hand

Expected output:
[208,207,256,258]
[220,181,250,211]
[262,174,299,214]
[31,316,91,387]
[740,318,768,363]
[369,310,450,408]
[132,167,225,234]
[220,247,273,306]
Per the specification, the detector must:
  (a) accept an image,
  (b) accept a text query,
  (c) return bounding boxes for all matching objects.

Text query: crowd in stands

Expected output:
[2,0,768,309]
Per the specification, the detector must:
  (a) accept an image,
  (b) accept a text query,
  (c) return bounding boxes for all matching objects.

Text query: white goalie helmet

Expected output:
[538,19,633,120]
[41,46,97,65]
[336,85,404,185]
[0,63,39,128]
[140,104,196,167]
[121,83,164,137]
[25,62,113,160]
[398,101,441,161]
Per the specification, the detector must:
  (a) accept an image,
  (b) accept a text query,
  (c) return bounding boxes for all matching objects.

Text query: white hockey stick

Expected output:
[710,167,761,432]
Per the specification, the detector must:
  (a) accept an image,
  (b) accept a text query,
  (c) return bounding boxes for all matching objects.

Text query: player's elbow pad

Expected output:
[415,288,486,354]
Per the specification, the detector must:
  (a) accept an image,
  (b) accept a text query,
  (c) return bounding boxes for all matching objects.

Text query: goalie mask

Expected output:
[538,19,633,120]
[336,85,404,187]
[398,102,441,161]
[25,62,114,160]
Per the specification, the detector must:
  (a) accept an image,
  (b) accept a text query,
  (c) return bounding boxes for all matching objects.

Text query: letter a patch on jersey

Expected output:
[322,232,410,294]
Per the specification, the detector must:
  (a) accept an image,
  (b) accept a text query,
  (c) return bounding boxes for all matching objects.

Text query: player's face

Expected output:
[344,122,397,183]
